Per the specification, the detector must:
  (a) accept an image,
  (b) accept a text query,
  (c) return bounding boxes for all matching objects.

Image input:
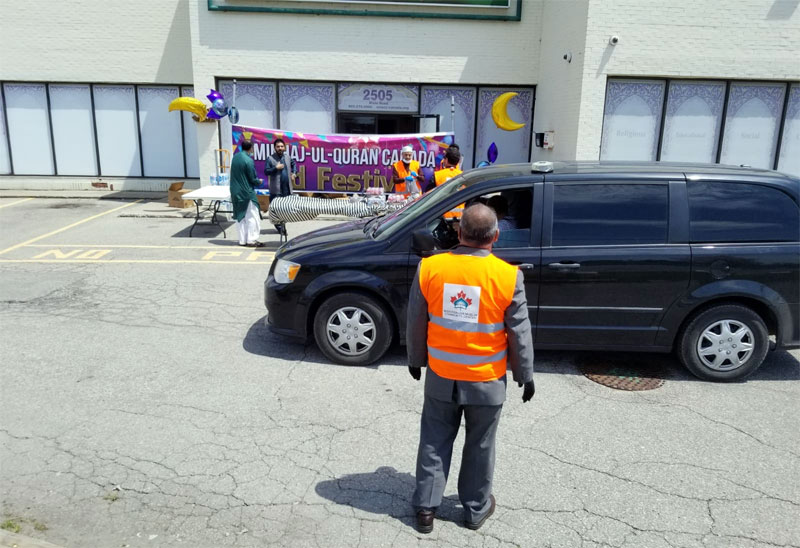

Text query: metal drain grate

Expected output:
[580,361,665,391]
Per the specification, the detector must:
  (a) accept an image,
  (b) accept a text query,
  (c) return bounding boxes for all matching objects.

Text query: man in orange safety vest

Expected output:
[407,203,535,534]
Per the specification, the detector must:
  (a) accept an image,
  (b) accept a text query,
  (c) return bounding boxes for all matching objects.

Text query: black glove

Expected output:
[518,380,535,403]
[409,366,421,381]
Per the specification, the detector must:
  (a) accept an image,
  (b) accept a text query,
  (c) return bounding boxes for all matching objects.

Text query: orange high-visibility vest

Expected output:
[393,160,420,193]
[434,167,462,187]
[434,167,464,217]
[419,252,518,382]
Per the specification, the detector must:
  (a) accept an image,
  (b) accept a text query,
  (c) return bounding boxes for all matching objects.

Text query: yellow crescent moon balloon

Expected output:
[491,92,525,131]
[168,97,207,122]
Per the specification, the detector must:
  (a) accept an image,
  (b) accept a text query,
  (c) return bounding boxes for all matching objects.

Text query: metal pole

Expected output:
[450,95,455,135]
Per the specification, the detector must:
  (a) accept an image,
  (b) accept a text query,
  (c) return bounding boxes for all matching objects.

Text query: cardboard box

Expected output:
[257,194,270,212]
[167,182,193,208]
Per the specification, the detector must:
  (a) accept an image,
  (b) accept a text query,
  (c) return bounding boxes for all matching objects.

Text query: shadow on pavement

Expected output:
[243,316,407,367]
[171,223,231,238]
[535,348,800,383]
[244,315,799,381]
[314,466,464,530]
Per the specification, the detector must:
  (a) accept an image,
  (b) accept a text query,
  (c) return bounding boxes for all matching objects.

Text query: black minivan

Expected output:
[265,162,800,381]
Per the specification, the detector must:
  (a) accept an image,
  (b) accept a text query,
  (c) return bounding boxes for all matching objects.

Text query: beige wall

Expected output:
[0,0,193,84]
[190,0,545,183]
[531,0,590,162]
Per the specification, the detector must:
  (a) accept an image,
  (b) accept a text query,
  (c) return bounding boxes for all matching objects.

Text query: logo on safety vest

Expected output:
[443,283,480,323]
[450,290,472,309]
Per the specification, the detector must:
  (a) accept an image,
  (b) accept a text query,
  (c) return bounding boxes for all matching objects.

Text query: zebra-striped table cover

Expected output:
[267,195,404,225]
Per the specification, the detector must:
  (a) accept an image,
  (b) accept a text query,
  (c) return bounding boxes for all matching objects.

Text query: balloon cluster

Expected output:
[167,88,239,123]
[205,89,239,123]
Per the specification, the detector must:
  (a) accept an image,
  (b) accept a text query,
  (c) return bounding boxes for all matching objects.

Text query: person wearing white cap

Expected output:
[392,145,424,195]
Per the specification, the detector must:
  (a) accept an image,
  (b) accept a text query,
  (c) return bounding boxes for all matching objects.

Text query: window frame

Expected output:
[0,80,191,178]
[601,77,799,173]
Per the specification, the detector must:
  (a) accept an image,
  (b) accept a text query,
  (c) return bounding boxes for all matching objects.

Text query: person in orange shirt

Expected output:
[433,148,463,188]
[392,145,424,195]
[438,143,463,171]
[434,148,466,218]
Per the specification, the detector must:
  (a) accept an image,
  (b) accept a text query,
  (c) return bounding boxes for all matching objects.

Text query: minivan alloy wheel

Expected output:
[696,319,754,371]
[326,306,376,356]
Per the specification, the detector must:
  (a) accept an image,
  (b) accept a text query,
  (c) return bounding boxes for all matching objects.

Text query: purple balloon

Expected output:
[488,142,498,164]
[206,89,224,103]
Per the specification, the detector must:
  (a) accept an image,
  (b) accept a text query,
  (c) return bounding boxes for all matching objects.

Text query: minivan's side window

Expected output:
[688,182,800,243]
[552,184,669,246]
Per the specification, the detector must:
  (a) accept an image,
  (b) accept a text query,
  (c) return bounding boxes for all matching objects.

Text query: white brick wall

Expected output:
[0,0,193,84]
[575,0,800,160]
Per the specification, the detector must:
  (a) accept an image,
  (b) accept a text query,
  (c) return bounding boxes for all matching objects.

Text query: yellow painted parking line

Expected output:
[24,244,260,249]
[0,200,142,257]
[0,259,273,264]
[0,197,35,209]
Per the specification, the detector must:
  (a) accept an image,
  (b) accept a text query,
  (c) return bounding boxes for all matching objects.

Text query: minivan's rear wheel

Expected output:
[313,292,393,366]
[678,304,769,382]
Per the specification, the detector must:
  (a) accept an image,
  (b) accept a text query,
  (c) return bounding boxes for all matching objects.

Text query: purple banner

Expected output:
[232,125,454,193]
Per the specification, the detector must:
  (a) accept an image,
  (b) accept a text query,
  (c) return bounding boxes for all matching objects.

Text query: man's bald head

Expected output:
[459,203,498,247]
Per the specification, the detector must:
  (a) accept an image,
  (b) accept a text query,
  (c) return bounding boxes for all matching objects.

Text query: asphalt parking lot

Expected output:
[1,195,799,548]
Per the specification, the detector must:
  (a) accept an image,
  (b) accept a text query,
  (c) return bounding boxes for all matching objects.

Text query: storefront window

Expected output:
[94,85,142,177]
[421,86,477,169]
[49,84,97,176]
[778,84,800,177]
[138,86,184,177]
[476,87,533,165]
[0,93,11,174]
[600,79,665,161]
[181,87,199,178]
[660,81,725,163]
[720,82,785,169]
[219,80,276,154]
[3,83,54,175]
[279,82,335,134]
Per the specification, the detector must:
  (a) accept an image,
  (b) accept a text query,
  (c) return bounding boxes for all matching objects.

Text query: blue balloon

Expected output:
[228,106,239,124]
[476,161,491,168]
[488,142,499,164]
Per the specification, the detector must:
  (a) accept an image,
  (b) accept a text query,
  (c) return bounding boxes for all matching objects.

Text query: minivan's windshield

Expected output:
[372,166,528,239]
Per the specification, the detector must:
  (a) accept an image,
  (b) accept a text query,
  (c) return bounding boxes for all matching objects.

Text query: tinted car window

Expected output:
[688,182,800,243]
[552,183,668,246]
[372,166,529,239]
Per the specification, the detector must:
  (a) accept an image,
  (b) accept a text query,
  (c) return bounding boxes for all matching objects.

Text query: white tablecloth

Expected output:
[182,186,231,201]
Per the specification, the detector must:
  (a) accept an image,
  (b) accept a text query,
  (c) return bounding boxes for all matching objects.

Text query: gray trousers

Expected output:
[412,395,503,522]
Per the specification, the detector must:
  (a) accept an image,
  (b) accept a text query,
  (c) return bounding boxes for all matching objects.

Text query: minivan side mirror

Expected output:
[411,229,436,256]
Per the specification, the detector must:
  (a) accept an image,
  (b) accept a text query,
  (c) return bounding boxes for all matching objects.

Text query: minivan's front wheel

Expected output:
[678,304,769,382]
[313,292,393,366]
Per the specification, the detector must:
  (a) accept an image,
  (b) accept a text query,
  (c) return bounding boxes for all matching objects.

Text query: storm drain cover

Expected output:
[580,359,665,391]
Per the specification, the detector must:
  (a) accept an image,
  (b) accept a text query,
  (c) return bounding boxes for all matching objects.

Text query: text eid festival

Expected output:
[233,125,454,193]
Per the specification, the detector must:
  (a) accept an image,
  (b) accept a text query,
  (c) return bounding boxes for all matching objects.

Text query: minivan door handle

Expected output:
[512,263,535,270]
[548,262,581,270]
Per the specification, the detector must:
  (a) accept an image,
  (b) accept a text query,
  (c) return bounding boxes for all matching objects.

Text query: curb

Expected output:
[0,530,65,548]
[0,191,166,200]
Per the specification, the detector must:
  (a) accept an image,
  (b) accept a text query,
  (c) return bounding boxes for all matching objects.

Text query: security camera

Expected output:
[609,35,620,46]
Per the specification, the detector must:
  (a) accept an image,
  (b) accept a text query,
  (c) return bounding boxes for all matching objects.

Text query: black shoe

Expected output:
[465,495,495,531]
[416,509,435,534]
